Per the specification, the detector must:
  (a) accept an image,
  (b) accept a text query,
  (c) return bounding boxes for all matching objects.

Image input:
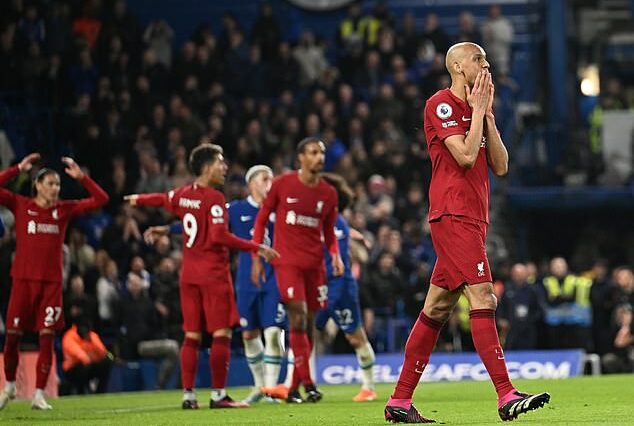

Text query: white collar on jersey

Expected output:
[247,195,260,208]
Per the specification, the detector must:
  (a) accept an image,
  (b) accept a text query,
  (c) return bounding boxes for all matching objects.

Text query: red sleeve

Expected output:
[252,177,279,246]
[0,165,20,186]
[209,193,260,252]
[425,98,464,142]
[210,226,260,252]
[323,189,339,256]
[0,165,20,211]
[135,192,172,210]
[69,175,110,217]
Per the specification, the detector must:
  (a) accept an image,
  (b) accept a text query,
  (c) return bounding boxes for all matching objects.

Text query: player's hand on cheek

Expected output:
[486,75,495,117]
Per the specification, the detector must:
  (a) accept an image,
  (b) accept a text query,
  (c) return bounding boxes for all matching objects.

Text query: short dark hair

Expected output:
[189,143,223,176]
[322,173,355,212]
[296,137,324,154]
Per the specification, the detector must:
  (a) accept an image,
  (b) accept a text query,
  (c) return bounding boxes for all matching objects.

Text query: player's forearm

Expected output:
[136,193,167,208]
[463,111,487,166]
[211,227,260,252]
[323,212,340,256]
[0,165,20,186]
[485,115,509,176]
[78,175,110,207]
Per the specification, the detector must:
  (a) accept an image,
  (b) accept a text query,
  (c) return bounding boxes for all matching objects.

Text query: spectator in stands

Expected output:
[498,263,543,349]
[590,260,621,355]
[18,4,46,44]
[96,259,121,328]
[135,156,170,194]
[422,13,451,54]
[64,274,98,328]
[455,11,481,45]
[127,256,151,291]
[337,2,365,55]
[362,174,394,231]
[480,4,514,75]
[602,303,634,373]
[68,228,96,276]
[250,2,281,61]
[61,319,112,394]
[69,48,99,97]
[151,257,182,341]
[115,273,179,389]
[143,20,174,68]
[294,31,329,88]
[540,257,593,350]
[270,42,301,96]
[614,266,634,308]
[366,251,403,314]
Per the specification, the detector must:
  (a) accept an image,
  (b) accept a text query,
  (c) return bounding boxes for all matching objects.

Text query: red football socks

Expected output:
[180,337,199,390]
[392,312,444,400]
[36,333,54,389]
[290,330,313,389]
[210,336,231,389]
[470,309,515,398]
[3,333,20,382]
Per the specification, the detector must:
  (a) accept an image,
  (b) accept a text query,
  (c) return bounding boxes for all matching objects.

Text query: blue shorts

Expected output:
[237,280,287,331]
[315,277,362,334]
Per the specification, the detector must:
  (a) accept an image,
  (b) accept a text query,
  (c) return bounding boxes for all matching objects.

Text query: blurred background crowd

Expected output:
[0,0,632,392]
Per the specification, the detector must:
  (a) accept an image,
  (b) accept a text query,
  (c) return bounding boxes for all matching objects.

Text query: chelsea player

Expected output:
[228,165,286,404]
[315,173,377,402]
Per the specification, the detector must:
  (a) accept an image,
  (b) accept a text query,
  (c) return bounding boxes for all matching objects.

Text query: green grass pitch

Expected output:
[1,375,633,425]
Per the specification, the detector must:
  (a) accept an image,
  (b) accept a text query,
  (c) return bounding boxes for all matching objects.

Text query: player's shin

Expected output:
[355,341,376,390]
[470,309,514,398]
[391,312,444,402]
[243,336,265,389]
[289,330,312,388]
[263,327,283,388]
[3,332,21,382]
[180,337,200,391]
[36,333,54,390]
[283,349,294,388]
[210,336,231,400]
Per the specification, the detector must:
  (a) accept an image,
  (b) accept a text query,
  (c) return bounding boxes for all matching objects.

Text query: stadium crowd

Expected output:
[0,0,632,394]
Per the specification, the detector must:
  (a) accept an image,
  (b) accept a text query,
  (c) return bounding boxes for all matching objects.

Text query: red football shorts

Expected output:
[430,215,492,291]
[180,281,239,333]
[275,264,328,311]
[6,279,64,332]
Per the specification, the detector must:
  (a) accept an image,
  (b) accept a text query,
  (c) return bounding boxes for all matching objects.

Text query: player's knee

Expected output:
[289,312,307,331]
[213,328,232,339]
[242,329,260,341]
[184,331,202,342]
[424,304,453,323]
[263,327,283,353]
[472,293,498,310]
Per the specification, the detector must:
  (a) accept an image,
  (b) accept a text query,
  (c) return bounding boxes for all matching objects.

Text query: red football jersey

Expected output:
[253,171,339,269]
[424,88,490,223]
[0,165,109,282]
[136,183,259,286]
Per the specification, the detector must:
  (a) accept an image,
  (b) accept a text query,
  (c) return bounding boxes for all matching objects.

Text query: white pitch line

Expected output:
[95,404,172,414]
